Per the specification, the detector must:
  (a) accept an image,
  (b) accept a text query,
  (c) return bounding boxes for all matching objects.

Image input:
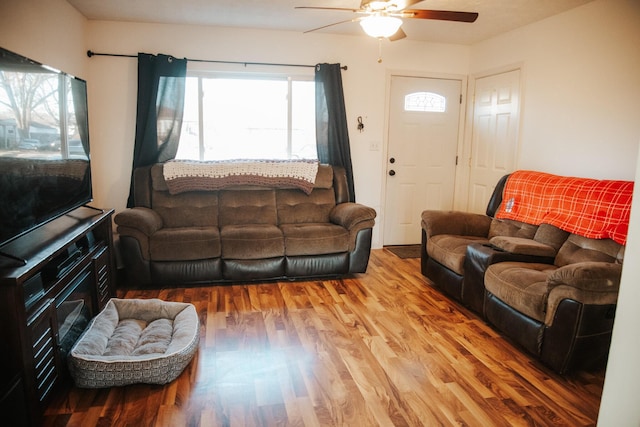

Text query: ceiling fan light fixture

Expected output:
[360,14,402,38]
[366,1,389,11]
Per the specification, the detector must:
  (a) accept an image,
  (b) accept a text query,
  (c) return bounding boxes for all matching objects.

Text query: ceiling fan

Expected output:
[296,0,478,40]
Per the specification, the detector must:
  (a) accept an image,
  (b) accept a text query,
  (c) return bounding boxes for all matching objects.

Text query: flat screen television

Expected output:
[0,47,93,251]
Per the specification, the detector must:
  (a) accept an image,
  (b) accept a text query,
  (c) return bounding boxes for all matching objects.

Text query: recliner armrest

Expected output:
[330,203,376,230]
[544,261,622,326]
[114,207,164,236]
[421,210,491,238]
[547,261,622,292]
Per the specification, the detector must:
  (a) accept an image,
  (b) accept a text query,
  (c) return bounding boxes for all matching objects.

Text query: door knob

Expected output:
[389,158,395,164]
[389,170,396,176]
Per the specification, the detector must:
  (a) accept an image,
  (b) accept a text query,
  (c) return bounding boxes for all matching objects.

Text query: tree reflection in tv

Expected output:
[0,47,93,248]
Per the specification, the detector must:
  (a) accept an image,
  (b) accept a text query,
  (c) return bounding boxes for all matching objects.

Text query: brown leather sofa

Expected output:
[421,173,626,373]
[115,163,376,285]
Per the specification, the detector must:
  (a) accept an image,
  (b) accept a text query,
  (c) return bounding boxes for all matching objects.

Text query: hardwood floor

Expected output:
[43,249,605,426]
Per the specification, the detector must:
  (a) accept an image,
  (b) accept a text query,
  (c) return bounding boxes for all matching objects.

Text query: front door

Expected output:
[383,76,462,245]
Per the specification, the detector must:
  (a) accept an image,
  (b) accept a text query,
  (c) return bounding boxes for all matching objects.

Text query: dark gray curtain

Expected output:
[315,63,355,202]
[127,53,187,207]
[70,77,89,156]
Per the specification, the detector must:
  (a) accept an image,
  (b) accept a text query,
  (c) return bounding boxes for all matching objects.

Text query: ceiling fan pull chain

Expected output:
[378,37,384,63]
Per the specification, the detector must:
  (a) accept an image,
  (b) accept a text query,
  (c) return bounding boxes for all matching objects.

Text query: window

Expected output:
[177,74,317,161]
[404,91,446,113]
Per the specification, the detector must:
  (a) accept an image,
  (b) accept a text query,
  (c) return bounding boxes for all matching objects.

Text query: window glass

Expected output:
[404,91,446,113]
[291,80,316,159]
[177,75,317,161]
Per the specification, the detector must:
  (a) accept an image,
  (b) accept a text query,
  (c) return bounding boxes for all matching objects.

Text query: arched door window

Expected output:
[404,92,446,112]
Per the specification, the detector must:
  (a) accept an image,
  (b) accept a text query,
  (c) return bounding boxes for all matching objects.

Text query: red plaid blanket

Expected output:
[495,170,634,245]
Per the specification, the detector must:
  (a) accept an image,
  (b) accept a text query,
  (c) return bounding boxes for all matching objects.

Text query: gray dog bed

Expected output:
[68,298,200,388]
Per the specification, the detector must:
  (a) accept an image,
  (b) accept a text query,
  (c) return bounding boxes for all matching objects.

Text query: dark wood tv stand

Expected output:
[0,206,116,426]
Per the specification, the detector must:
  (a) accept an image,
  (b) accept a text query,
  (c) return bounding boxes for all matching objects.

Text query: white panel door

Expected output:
[467,69,521,213]
[383,76,461,245]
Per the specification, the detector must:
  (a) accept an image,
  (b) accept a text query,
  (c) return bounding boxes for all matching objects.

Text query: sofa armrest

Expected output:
[114,207,164,236]
[544,262,622,326]
[548,262,622,292]
[331,203,376,252]
[421,210,491,239]
[330,203,376,230]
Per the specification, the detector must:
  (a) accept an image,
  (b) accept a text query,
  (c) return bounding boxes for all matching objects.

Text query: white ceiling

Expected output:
[66,0,594,44]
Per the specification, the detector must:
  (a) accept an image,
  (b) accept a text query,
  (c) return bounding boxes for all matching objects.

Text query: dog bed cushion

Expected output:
[68,298,199,388]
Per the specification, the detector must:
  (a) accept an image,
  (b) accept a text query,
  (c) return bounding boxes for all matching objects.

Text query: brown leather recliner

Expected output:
[484,234,622,373]
[421,175,567,314]
[420,174,623,373]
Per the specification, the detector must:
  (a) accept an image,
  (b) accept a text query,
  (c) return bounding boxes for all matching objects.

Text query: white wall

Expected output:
[598,142,640,425]
[470,0,640,181]
[0,0,87,79]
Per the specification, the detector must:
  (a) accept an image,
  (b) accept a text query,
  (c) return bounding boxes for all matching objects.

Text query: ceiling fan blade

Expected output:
[303,18,359,33]
[388,27,406,41]
[295,6,360,12]
[403,9,479,23]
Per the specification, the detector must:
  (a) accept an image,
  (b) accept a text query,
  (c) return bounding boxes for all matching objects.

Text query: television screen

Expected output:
[0,47,92,248]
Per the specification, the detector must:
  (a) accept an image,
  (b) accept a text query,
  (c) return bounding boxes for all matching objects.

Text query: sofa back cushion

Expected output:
[152,191,219,228]
[554,234,624,267]
[277,188,336,224]
[140,163,341,228]
[533,223,570,253]
[277,165,336,224]
[488,219,538,239]
[149,164,218,228]
[219,189,278,226]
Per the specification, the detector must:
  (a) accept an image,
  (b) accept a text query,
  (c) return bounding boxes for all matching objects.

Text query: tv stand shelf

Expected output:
[0,207,116,427]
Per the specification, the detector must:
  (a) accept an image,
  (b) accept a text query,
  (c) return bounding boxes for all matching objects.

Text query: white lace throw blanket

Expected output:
[162,159,320,194]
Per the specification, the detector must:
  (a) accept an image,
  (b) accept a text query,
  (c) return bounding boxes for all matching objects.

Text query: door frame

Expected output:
[456,63,525,211]
[380,70,468,246]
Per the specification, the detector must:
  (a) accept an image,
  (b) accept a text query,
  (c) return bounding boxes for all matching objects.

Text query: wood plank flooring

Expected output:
[43,249,605,426]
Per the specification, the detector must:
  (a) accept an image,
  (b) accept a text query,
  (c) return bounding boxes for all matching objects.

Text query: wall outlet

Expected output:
[369,141,380,151]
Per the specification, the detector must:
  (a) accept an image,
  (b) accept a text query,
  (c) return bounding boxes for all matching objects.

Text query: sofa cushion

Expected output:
[150,227,221,261]
[313,165,335,189]
[533,223,570,253]
[281,223,349,256]
[151,163,170,191]
[221,224,284,259]
[485,262,557,323]
[152,191,218,228]
[219,189,277,226]
[277,188,336,224]
[554,234,624,267]
[427,235,489,275]
[488,219,538,239]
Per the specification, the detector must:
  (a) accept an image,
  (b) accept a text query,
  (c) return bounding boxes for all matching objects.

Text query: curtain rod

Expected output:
[86,50,347,70]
